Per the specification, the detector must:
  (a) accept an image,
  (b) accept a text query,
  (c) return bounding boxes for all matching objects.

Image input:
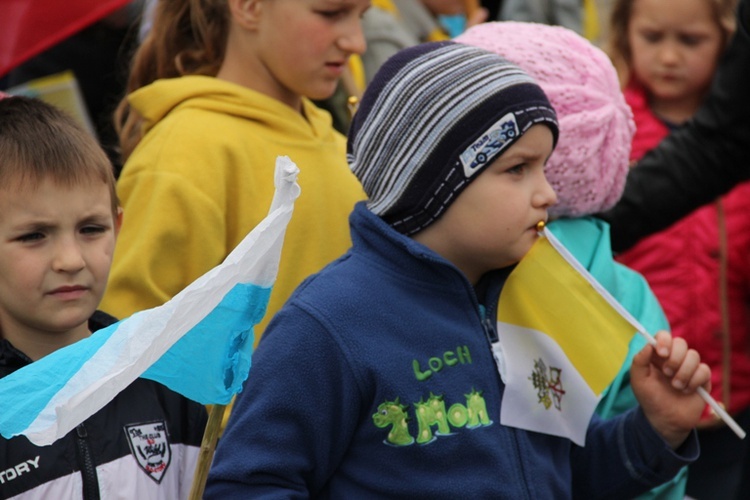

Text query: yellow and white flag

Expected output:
[494,227,641,446]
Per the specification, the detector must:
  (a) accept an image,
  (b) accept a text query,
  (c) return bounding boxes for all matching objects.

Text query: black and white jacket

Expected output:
[0,311,207,499]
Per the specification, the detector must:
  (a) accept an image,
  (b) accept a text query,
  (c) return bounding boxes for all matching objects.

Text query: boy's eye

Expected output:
[507,164,526,175]
[16,232,45,243]
[80,225,107,235]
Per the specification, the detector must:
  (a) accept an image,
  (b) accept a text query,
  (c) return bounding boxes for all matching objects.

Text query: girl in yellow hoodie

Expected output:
[102,0,369,342]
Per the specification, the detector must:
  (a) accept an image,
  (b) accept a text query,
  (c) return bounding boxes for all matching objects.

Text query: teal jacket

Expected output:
[549,216,686,500]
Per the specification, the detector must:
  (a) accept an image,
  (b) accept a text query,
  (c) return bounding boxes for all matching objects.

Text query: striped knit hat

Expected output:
[347,41,559,235]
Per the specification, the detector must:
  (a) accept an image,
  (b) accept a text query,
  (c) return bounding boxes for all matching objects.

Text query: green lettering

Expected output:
[444,351,458,366]
[466,389,491,428]
[415,395,450,443]
[412,359,432,381]
[457,345,471,364]
[447,403,469,427]
[428,357,443,372]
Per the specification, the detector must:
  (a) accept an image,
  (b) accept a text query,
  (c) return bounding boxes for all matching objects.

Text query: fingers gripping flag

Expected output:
[493,227,640,446]
[0,156,300,447]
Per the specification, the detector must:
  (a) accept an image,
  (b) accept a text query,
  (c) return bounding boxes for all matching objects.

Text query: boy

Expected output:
[456,21,693,498]
[205,42,709,498]
[0,95,207,499]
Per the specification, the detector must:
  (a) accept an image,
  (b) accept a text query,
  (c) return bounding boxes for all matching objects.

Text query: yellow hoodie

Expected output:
[101,76,365,341]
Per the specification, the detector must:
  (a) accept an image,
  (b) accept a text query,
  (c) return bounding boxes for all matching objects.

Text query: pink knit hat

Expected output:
[456,22,634,217]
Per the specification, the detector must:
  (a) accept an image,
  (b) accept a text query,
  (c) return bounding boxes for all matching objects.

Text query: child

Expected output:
[101,0,370,344]
[361,0,487,83]
[600,0,749,253]
[0,95,207,498]
[457,20,688,499]
[607,1,750,497]
[204,42,709,498]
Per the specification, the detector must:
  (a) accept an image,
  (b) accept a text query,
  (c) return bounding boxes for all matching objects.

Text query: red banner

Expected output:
[0,0,132,77]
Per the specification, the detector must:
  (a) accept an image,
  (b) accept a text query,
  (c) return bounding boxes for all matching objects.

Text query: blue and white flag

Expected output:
[0,156,300,446]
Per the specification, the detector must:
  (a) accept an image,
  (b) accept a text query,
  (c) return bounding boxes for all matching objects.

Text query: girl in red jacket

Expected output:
[608,0,750,498]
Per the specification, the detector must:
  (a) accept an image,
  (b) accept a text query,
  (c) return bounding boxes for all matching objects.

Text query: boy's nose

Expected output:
[535,174,559,209]
[53,238,86,273]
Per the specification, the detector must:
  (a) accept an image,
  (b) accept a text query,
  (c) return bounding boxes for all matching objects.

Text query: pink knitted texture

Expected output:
[457,22,634,217]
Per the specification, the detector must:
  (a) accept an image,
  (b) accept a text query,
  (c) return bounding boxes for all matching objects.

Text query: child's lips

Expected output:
[658,72,680,82]
[49,285,88,300]
[326,61,346,75]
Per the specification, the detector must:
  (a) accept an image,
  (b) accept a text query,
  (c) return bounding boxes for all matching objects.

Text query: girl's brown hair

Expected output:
[606,0,737,86]
[114,0,230,160]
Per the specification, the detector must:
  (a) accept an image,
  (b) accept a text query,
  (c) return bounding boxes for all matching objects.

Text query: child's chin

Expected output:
[309,82,340,102]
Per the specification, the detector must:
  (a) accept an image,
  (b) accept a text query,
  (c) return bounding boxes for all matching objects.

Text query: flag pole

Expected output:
[537,223,747,440]
[189,403,227,500]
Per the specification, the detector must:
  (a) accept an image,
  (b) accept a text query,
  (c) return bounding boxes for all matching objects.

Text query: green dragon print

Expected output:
[373,389,492,446]
[372,398,415,446]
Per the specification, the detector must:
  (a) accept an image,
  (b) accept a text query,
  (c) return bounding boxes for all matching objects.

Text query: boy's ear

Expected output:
[114,207,123,237]
[228,0,263,30]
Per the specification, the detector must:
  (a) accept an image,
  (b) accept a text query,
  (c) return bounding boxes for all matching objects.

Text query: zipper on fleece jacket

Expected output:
[478,304,499,344]
[478,304,533,500]
[75,423,101,500]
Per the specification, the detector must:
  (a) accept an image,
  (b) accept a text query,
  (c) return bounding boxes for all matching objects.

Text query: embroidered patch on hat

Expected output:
[459,112,519,178]
[124,421,172,483]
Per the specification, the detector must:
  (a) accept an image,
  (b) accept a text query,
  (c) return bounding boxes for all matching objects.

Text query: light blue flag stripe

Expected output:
[0,319,121,437]
[142,282,271,405]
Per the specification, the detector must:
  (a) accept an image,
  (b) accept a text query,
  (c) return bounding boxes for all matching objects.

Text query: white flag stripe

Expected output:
[497,322,599,446]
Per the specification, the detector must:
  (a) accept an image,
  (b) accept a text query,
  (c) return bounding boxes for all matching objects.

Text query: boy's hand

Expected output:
[630,331,711,450]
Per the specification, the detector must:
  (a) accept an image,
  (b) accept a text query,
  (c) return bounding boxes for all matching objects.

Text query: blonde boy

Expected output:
[0,96,206,499]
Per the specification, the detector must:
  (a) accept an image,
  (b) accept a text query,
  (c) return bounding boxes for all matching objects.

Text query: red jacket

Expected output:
[617,80,750,418]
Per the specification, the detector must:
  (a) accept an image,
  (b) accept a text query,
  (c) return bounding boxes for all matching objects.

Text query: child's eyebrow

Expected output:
[9,220,55,233]
[79,213,113,224]
[501,149,547,163]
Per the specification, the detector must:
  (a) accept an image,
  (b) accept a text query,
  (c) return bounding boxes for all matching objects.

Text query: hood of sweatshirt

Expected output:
[128,75,338,141]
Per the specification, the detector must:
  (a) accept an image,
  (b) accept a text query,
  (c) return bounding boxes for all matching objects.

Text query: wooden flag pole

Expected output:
[189,403,227,500]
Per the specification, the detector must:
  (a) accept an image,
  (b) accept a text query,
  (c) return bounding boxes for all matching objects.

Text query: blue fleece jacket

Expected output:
[205,203,697,499]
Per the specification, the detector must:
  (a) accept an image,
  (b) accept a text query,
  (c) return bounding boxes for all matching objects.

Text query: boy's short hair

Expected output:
[0,95,118,216]
[347,41,559,236]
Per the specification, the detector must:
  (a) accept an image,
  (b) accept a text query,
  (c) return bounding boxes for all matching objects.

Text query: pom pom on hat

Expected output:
[457,22,635,217]
[347,41,559,235]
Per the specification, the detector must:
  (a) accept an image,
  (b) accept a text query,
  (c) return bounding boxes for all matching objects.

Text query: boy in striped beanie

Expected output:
[347,40,558,237]
[206,41,708,498]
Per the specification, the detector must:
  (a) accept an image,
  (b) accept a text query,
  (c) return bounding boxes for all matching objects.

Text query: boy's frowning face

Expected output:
[412,124,557,284]
[0,177,120,357]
